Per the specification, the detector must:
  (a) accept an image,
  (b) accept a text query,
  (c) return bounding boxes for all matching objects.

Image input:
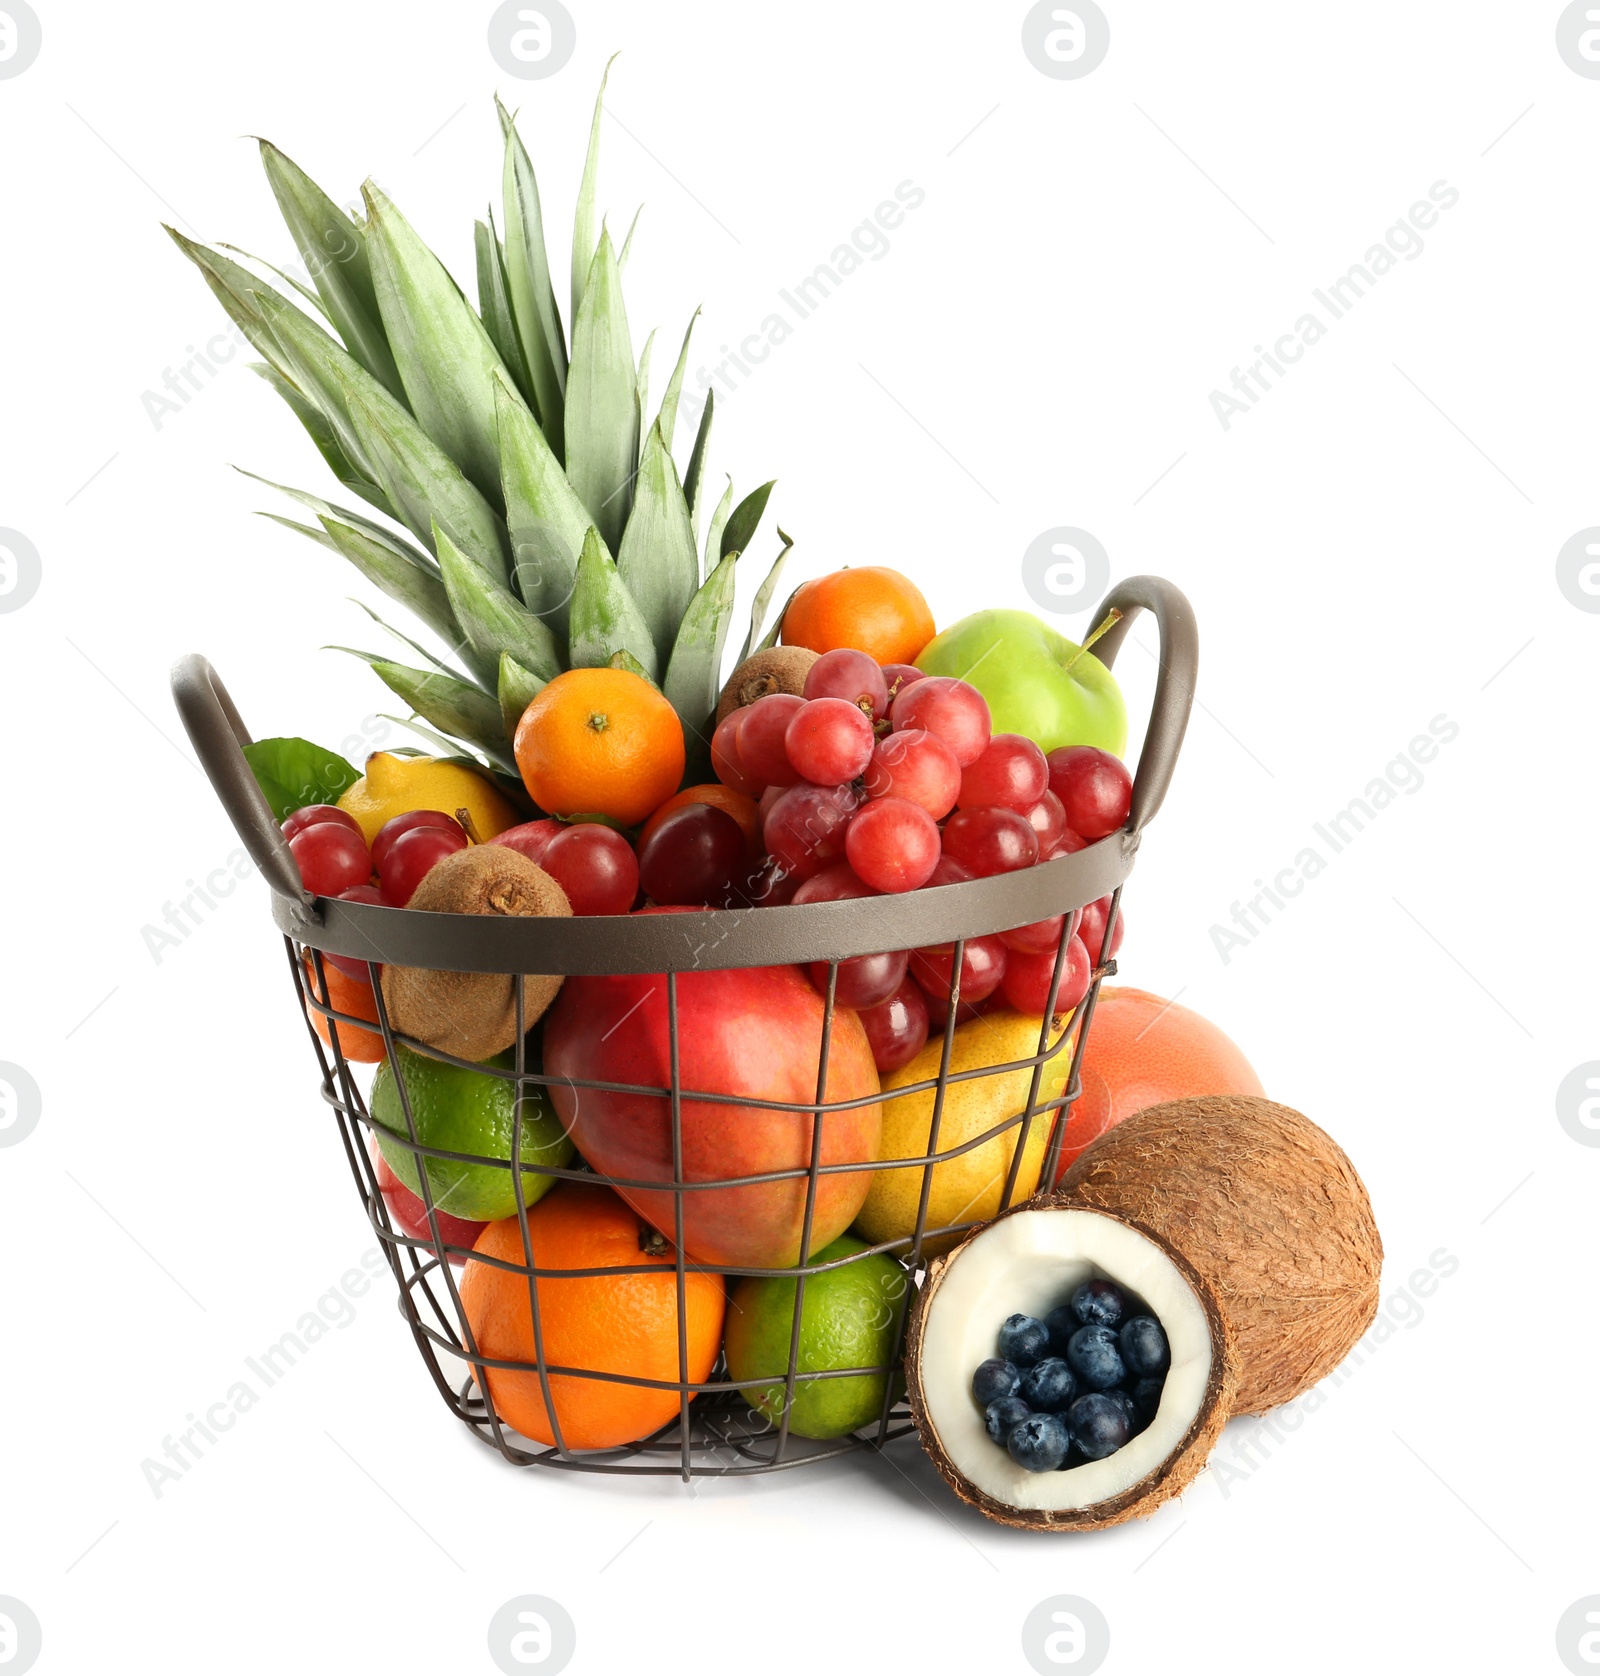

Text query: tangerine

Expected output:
[303,957,386,1063]
[781,566,936,667]
[459,1182,725,1450]
[514,668,685,825]
[638,783,760,852]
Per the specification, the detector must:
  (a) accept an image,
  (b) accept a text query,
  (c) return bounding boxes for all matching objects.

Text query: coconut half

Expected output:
[906,1201,1236,1531]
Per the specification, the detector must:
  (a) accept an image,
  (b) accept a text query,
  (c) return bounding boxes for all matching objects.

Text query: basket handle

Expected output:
[171,653,315,913]
[1085,574,1198,834]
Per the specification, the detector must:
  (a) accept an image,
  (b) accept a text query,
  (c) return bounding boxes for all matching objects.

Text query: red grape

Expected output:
[879,663,925,702]
[1047,746,1133,840]
[1042,828,1089,861]
[958,733,1048,812]
[737,693,805,786]
[733,856,799,908]
[1076,895,1126,962]
[282,804,362,842]
[889,676,991,766]
[1000,907,1081,955]
[762,783,859,880]
[1023,791,1068,853]
[863,728,960,819]
[712,712,763,796]
[327,883,384,981]
[785,697,875,785]
[941,806,1039,876]
[922,987,998,1031]
[373,808,465,873]
[1000,936,1092,1016]
[486,817,565,867]
[921,855,975,889]
[846,797,941,893]
[909,934,1009,1006]
[792,862,878,904]
[541,824,639,915]
[802,648,890,721]
[808,947,909,1011]
[637,804,745,906]
[290,822,373,897]
[379,824,468,905]
[858,976,930,1074]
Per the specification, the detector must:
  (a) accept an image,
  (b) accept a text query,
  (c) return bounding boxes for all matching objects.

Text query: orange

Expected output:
[514,668,685,825]
[303,957,386,1064]
[781,566,936,666]
[1051,987,1264,1180]
[638,783,760,852]
[460,1182,725,1450]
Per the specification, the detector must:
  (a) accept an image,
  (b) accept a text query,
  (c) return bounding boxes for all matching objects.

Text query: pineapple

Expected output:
[169,68,789,776]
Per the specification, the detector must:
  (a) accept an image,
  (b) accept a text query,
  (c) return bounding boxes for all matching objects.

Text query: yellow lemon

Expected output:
[854,1011,1077,1255]
[337,752,521,847]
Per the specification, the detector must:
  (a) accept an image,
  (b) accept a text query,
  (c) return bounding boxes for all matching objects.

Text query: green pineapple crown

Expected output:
[168,62,789,776]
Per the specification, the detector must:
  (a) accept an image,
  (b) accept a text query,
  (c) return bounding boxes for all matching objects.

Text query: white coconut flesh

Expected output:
[919,1207,1213,1513]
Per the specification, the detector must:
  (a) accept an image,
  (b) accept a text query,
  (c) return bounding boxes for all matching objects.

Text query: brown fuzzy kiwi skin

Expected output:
[904,1199,1237,1533]
[1059,1095,1383,1416]
[379,847,571,1063]
[714,647,819,726]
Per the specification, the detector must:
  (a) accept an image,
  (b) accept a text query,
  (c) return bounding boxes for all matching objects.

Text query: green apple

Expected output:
[915,609,1127,756]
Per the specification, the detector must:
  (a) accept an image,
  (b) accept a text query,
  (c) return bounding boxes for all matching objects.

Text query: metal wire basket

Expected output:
[172,575,1196,1481]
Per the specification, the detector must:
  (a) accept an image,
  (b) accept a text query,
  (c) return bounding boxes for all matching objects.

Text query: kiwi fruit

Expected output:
[714,646,819,726]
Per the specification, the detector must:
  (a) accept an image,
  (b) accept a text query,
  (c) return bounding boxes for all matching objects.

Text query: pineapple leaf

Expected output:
[617,203,642,273]
[683,386,714,534]
[564,226,636,554]
[702,477,733,580]
[248,362,390,513]
[434,521,563,684]
[257,142,405,401]
[235,467,428,562]
[475,217,536,411]
[607,647,657,686]
[218,243,328,318]
[635,326,656,455]
[495,373,590,634]
[165,228,312,383]
[720,479,775,561]
[572,56,617,328]
[498,651,546,742]
[757,583,802,653]
[498,99,569,451]
[738,527,795,665]
[616,421,698,668]
[332,652,515,769]
[656,309,698,455]
[349,598,470,682]
[568,526,657,678]
[364,180,513,506]
[663,548,738,738]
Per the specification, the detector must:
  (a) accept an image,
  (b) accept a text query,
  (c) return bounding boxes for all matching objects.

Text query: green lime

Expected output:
[723,1236,909,1440]
[371,1044,573,1223]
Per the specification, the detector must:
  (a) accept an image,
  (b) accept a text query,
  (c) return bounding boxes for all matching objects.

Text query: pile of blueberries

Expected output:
[972,1278,1170,1473]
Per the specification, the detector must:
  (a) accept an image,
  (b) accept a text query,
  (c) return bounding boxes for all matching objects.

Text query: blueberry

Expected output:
[984,1395,1032,1445]
[1007,1412,1071,1472]
[1119,1315,1170,1378]
[1067,1391,1131,1460]
[997,1313,1050,1368]
[1044,1303,1080,1355]
[1071,1278,1126,1328]
[1019,1356,1077,1413]
[1065,1324,1126,1391]
[1132,1376,1165,1422]
[1102,1387,1141,1435]
[972,1357,1021,1406]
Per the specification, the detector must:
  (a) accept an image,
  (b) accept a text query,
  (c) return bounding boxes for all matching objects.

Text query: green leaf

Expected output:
[236,467,425,561]
[498,99,568,452]
[258,141,405,401]
[475,216,536,411]
[702,477,733,581]
[241,736,360,820]
[758,583,802,653]
[616,421,699,667]
[348,599,471,682]
[738,526,796,665]
[218,243,328,317]
[656,309,698,455]
[683,386,714,535]
[571,56,617,327]
[495,374,591,634]
[606,647,656,686]
[617,203,642,273]
[165,228,304,378]
[248,362,389,511]
[434,521,563,684]
[567,526,657,678]
[720,479,775,560]
[635,326,656,467]
[364,180,514,506]
[334,650,514,769]
[564,227,636,554]
[498,651,546,742]
[662,548,738,736]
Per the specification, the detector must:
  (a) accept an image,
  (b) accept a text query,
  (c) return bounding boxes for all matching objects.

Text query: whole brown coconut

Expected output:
[380,846,571,1063]
[905,1200,1237,1532]
[714,646,818,725]
[1059,1095,1382,1414]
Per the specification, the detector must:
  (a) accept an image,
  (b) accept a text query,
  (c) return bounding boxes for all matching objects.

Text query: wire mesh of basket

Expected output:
[173,575,1196,1481]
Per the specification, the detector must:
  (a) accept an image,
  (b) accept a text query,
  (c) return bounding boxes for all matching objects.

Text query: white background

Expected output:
[2,2,1597,1672]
